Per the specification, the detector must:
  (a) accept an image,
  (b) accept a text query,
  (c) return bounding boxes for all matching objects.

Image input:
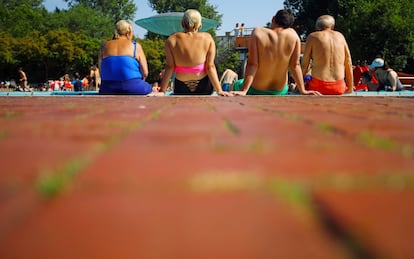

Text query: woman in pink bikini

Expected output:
[155,9,231,96]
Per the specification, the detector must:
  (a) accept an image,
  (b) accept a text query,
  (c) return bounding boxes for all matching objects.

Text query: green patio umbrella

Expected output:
[135,12,219,36]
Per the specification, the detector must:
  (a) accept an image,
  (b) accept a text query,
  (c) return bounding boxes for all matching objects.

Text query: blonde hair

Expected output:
[315,15,335,31]
[114,20,133,38]
[182,9,202,31]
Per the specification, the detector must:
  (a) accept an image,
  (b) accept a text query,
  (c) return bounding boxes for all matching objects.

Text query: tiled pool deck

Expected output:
[0,95,413,258]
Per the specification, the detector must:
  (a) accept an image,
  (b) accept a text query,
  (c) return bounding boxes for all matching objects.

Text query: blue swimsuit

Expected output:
[99,41,152,95]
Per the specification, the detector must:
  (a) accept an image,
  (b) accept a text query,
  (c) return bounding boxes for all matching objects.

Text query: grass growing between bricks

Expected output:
[188,170,414,258]
[0,130,9,139]
[189,171,315,216]
[35,109,166,198]
[356,130,413,158]
[36,157,90,198]
[258,106,414,158]
[312,172,414,191]
[1,109,20,119]
[223,119,240,135]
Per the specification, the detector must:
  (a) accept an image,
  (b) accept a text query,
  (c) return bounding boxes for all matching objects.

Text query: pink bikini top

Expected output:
[174,63,206,74]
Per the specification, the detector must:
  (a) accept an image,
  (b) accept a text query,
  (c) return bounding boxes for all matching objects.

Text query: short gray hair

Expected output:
[115,20,133,37]
[315,15,335,31]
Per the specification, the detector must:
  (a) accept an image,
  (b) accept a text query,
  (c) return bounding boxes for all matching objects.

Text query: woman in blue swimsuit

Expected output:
[99,20,152,95]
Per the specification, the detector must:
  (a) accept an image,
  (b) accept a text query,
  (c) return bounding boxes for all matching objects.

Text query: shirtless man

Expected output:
[301,15,353,95]
[219,69,238,91]
[232,9,320,96]
[18,67,29,92]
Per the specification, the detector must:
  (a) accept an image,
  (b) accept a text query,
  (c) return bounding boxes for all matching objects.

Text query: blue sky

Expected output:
[44,0,285,37]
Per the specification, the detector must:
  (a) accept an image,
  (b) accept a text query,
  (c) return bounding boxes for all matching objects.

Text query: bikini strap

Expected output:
[133,40,137,58]
[100,41,106,60]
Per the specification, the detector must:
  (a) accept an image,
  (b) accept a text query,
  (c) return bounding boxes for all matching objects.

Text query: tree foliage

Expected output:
[0,3,48,38]
[64,0,137,23]
[0,0,109,82]
[43,29,101,79]
[0,0,43,9]
[284,0,340,39]
[46,5,114,39]
[338,0,414,70]
[284,0,414,71]
[0,33,16,64]
[215,51,243,77]
[140,38,166,83]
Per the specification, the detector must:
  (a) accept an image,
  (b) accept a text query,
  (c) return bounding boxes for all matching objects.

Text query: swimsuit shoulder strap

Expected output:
[100,41,106,59]
[133,40,137,59]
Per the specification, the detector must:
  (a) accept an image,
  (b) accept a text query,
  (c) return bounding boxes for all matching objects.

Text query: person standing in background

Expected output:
[72,72,83,92]
[82,75,89,89]
[234,23,240,36]
[89,65,101,91]
[240,23,245,36]
[18,67,30,92]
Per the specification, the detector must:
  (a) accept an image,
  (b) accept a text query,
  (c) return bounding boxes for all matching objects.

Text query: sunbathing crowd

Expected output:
[92,9,408,95]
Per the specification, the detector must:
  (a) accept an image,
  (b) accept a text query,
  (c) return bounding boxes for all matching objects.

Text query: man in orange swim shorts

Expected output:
[302,15,353,95]
[307,77,346,95]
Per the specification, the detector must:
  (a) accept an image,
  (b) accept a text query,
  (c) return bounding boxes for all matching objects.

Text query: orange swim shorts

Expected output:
[308,77,347,95]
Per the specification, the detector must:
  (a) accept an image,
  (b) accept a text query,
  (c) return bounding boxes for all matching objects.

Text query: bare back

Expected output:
[246,27,301,91]
[220,69,238,84]
[166,32,213,81]
[100,38,148,78]
[302,30,353,85]
[101,39,135,58]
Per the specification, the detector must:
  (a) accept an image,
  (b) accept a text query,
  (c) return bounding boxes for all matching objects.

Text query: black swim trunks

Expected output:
[173,76,213,95]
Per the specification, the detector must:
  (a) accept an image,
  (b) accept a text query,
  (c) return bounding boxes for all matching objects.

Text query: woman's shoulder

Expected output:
[387,69,398,77]
[169,32,187,39]
[169,31,213,42]
[167,32,182,43]
[104,39,133,47]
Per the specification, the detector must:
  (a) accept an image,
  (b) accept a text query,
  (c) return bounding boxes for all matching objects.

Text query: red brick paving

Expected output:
[0,96,413,259]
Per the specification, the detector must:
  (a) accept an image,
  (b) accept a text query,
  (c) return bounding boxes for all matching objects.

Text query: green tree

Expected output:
[0,0,43,9]
[0,32,18,80]
[0,1,115,82]
[284,0,414,71]
[0,3,47,38]
[46,4,114,39]
[284,0,340,39]
[43,29,101,79]
[215,51,242,77]
[0,33,17,64]
[0,1,46,81]
[338,0,414,70]
[140,38,166,83]
[15,31,48,78]
[64,0,137,23]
